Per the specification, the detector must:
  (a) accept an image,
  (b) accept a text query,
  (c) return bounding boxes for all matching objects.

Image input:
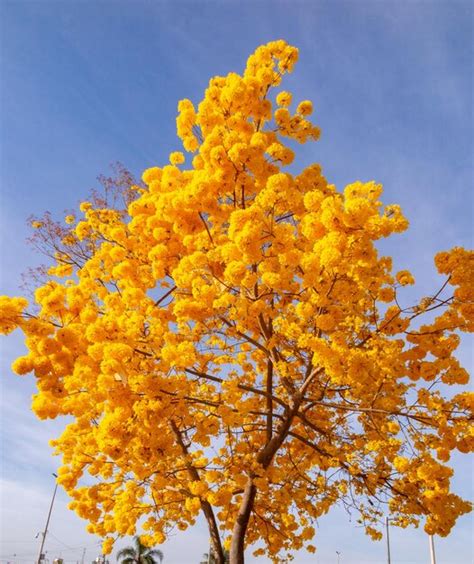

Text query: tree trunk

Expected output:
[228,392,307,563]
[170,420,226,563]
[202,499,226,564]
[229,479,257,564]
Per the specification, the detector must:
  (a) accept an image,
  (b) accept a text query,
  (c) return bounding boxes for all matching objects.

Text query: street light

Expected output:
[429,535,437,564]
[386,516,391,564]
[37,473,58,564]
[336,550,341,564]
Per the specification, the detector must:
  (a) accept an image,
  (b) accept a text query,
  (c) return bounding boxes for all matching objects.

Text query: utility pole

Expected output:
[81,548,86,564]
[429,535,437,564]
[385,517,391,564]
[37,473,59,564]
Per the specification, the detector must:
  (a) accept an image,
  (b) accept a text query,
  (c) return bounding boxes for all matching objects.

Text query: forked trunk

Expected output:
[227,391,308,562]
[229,479,257,564]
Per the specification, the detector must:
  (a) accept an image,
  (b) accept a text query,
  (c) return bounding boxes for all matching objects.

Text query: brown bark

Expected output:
[229,478,257,564]
[265,359,273,444]
[201,501,226,564]
[228,394,305,563]
[227,368,322,562]
[170,420,225,564]
[258,395,303,469]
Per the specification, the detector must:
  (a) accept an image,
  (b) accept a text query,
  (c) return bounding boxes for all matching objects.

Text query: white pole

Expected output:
[386,517,391,564]
[37,474,58,564]
[429,535,437,564]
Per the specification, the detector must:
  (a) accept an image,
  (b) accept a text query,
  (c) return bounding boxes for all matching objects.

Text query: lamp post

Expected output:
[429,535,437,564]
[336,550,341,564]
[385,517,391,564]
[37,473,58,564]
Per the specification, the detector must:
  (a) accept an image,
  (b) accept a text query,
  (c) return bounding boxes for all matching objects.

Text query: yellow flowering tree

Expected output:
[1,41,473,564]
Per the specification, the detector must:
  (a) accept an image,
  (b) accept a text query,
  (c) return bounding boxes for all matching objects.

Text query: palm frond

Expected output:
[117,548,137,561]
[135,536,148,556]
[118,535,163,564]
[145,550,163,563]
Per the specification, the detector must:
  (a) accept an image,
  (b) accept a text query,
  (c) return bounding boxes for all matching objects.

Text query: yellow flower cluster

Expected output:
[0,296,28,334]
[1,40,472,561]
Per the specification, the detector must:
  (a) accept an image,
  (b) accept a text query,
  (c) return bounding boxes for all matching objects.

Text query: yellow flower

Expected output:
[169,151,185,165]
[296,100,313,116]
[276,91,292,107]
[102,538,114,555]
[378,287,395,302]
[11,355,34,375]
[396,270,415,286]
[0,296,28,335]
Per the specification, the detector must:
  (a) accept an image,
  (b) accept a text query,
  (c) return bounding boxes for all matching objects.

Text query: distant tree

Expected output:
[117,536,163,564]
[200,549,229,564]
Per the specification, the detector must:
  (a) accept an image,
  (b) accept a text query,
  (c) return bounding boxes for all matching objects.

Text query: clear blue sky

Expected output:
[0,1,472,563]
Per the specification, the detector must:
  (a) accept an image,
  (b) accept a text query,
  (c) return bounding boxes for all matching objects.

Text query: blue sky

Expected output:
[0,1,472,563]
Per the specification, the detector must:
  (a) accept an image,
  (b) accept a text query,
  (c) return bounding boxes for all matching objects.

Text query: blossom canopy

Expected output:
[1,40,473,563]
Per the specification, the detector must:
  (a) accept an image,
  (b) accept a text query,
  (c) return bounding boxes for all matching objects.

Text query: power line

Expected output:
[1,540,101,559]
[47,533,76,551]
[0,541,39,544]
